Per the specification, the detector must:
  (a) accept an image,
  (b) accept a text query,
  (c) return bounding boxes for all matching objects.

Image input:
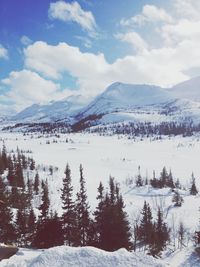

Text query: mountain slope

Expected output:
[78,82,174,117]
[12,95,90,123]
[170,76,200,101]
[10,77,200,129]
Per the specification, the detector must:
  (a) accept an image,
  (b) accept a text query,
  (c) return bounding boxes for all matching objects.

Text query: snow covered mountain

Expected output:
[12,95,90,123]
[170,76,200,102]
[77,82,173,116]
[74,82,200,127]
[10,77,200,128]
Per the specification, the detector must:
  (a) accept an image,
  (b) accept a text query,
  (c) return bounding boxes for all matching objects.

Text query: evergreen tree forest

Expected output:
[0,144,199,256]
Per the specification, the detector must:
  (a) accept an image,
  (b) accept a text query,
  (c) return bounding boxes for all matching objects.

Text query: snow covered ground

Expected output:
[0,131,200,266]
[2,245,200,267]
[1,132,200,220]
[0,246,164,267]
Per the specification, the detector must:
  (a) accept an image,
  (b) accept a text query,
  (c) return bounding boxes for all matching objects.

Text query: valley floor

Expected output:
[0,131,200,266]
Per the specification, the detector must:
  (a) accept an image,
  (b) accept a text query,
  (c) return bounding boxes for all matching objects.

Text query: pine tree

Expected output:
[97,179,132,251]
[61,164,76,245]
[1,143,8,170]
[34,172,40,195]
[15,162,25,188]
[27,207,37,244]
[21,154,28,169]
[190,173,198,195]
[39,180,50,221]
[10,187,21,209]
[135,166,143,187]
[15,187,32,246]
[0,150,4,174]
[27,177,33,196]
[115,194,132,250]
[138,201,154,248]
[7,155,16,186]
[16,208,27,246]
[151,208,170,255]
[0,176,16,243]
[109,176,116,204]
[75,164,91,246]
[93,182,105,247]
[160,167,168,188]
[178,221,186,249]
[167,170,175,189]
[150,170,159,188]
[29,158,35,170]
[33,212,63,249]
[172,190,184,207]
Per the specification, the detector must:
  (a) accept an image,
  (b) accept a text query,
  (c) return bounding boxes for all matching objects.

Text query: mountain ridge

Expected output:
[8,77,200,128]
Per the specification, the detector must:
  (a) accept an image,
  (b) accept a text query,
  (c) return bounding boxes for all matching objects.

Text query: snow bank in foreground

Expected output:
[1,246,164,267]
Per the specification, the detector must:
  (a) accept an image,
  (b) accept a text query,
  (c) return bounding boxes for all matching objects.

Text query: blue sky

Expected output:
[0,0,200,113]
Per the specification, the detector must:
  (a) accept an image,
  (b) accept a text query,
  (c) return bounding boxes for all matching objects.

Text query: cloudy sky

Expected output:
[0,0,200,113]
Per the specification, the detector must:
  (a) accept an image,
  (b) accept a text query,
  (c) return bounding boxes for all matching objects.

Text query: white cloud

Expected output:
[173,0,200,20]
[48,1,97,36]
[20,35,33,46]
[115,31,148,52]
[120,5,173,27]
[24,40,200,96]
[0,44,8,59]
[24,41,111,95]
[1,69,72,111]
[3,0,200,112]
[161,19,200,45]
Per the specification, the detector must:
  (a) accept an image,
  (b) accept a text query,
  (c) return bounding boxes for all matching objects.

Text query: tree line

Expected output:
[86,121,200,138]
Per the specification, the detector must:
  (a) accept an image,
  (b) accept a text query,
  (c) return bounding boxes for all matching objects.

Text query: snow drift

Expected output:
[1,246,164,267]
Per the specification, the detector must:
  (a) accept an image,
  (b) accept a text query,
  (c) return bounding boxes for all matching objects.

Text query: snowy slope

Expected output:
[9,77,200,128]
[0,246,164,267]
[75,82,200,126]
[170,76,200,102]
[11,95,90,123]
[77,82,174,117]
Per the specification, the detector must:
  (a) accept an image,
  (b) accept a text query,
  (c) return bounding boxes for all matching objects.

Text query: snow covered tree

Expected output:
[172,191,184,207]
[61,164,76,245]
[75,164,91,246]
[190,173,198,195]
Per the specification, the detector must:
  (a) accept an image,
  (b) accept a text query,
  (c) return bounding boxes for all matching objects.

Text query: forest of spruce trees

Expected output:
[0,144,200,257]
